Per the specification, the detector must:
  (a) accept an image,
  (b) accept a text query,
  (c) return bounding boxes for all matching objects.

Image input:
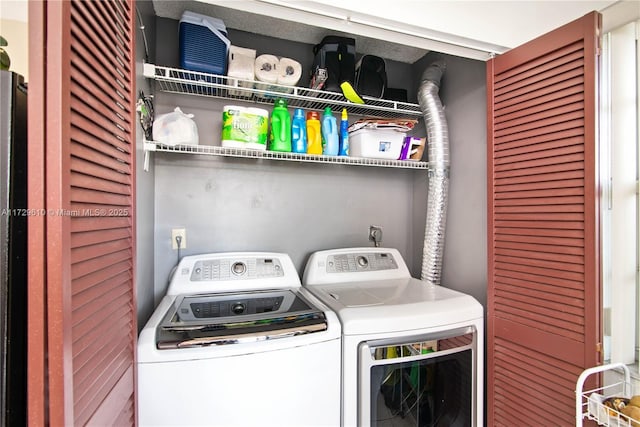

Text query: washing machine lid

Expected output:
[308,277,483,335]
[156,289,328,349]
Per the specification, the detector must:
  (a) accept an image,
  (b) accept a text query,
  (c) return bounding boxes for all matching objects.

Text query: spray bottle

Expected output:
[339,108,349,156]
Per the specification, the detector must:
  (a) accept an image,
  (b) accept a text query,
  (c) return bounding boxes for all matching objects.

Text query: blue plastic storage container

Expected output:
[179,11,230,75]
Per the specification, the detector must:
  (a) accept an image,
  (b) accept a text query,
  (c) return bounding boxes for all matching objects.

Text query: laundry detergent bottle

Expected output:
[291,108,307,153]
[269,98,291,152]
[306,111,322,155]
[321,107,339,156]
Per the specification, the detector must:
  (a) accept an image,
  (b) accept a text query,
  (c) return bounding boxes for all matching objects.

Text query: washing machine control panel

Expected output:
[190,257,284,281]
[327,252,398,273]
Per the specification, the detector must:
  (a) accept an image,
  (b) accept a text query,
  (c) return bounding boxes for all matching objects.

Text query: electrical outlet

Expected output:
[171,228,187,250]
[369,225,382,246]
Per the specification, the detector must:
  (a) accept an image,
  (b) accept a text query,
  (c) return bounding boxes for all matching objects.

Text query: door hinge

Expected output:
[596,342,604,363]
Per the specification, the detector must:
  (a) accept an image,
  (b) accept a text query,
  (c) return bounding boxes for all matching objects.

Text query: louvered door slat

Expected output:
[32,0,136,424]
[495,119,585,145]
[496,232,585,247]
[488,15,600,426]
[70,50,131,116]
[71,249,132,280]
[71,157,130,185]
[496,239,585,255]
[495,84,585,120]
[70,8,131,82]
[70,216,131,233]
[72,304,132,352]
[496,170,583,185]
[71,172,131,196]
[495,275,584,299]
[71,228,131,247]
[494,53,584,97]
[71,141,131,173]
[497,79,585,115]
[495,101,585,133]
[74,344,131,425]
[496,285,583,310]
[71,261,132,297]
[494,41,585,88]
[495,128,584,153]
[71,93,131,139]
[73,322,130,386]
[494,65,584,105]
[71,112,129,152]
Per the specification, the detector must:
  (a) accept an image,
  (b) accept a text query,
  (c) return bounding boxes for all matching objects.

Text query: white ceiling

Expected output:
[154,0,629,62]
[6,0,634,61]
[316,0,619,49]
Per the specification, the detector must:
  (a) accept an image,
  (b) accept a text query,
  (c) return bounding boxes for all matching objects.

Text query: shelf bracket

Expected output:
[143,62,156,78]
[143,140,157,172]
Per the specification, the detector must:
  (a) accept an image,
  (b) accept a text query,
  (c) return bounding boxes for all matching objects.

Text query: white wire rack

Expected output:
[143,63,423,119]
[576,363,639,426]
[143,141,430,171]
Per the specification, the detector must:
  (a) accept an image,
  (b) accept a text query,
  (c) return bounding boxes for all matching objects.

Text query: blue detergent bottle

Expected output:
[339,108,349,156]
[321,107,339,156]
[291,108,307,153]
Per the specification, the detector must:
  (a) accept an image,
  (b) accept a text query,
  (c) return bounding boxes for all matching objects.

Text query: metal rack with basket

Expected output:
[576,363,640,426]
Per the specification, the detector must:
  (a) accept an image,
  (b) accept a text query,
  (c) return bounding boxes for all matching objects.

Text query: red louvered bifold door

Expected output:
[28,1,137,425]
[487,11,601,426]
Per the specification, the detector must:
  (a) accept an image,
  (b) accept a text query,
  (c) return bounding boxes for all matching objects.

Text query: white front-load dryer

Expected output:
[303,247,484,427]
[138,252,341,426]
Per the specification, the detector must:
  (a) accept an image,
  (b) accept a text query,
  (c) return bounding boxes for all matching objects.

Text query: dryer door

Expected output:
[358,326,478,427]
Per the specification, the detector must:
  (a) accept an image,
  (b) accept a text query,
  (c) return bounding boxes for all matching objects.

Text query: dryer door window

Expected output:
[359,327,476,427]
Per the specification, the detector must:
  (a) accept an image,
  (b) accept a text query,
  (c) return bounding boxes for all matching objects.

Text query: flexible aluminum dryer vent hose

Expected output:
[417,60,449,285]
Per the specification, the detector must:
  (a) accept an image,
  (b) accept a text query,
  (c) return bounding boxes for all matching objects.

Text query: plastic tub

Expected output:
[349,128,406,159]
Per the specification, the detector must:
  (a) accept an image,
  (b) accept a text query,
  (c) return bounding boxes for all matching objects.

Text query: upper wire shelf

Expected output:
[143,64,423,119]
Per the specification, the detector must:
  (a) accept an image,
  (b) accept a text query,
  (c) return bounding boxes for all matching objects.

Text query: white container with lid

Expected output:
[349,128,406,159]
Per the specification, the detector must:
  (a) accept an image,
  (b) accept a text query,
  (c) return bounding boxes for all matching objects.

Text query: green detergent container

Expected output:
[269,98,292,152]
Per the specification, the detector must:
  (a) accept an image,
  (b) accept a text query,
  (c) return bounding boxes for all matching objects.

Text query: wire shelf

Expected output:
[144,141,430,171]
[144,64,423,119]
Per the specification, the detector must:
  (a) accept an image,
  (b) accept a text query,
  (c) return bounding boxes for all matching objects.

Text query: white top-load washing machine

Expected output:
[303,247,484,427]
[138,252,341,427]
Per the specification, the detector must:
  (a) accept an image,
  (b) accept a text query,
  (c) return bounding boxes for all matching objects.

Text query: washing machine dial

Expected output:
[231,302,246,315]
[231,262,246,275]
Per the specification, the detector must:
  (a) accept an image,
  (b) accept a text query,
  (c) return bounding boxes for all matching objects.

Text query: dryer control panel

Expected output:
[303,247,411,285]
[326,252,397,273]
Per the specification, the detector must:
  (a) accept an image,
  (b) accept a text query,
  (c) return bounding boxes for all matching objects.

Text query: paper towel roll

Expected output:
[277,57,302,86]
[254,54,279,83]
[227,46,256,97]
